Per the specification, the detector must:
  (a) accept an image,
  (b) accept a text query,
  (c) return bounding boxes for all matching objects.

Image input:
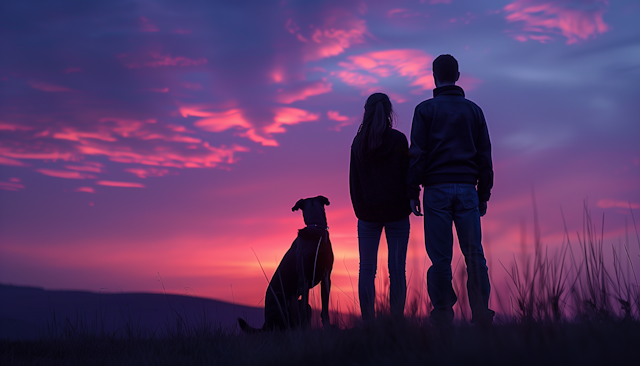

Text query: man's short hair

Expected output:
[433,54,459,84]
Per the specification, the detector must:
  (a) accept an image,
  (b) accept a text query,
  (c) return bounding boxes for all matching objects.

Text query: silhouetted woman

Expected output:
[349,93,411,324]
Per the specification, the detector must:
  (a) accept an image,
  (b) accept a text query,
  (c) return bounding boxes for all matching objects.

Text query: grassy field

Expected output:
[2,318,640,365]
[2,205,639,365]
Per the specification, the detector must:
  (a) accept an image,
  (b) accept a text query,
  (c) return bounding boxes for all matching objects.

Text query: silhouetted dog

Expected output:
[238,196,334,331]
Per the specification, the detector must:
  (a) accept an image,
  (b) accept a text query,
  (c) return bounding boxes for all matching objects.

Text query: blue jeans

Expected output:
[423,183,494,325]
[358,216,410,321]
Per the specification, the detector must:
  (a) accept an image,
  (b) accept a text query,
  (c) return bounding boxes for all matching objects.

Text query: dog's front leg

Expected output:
[297,264,310,327]
[321,271,332,329]
[301,286,310,323]
[288,294,300,328]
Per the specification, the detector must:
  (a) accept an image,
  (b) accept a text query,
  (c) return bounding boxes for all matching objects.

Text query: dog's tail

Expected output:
[238,317,262,333]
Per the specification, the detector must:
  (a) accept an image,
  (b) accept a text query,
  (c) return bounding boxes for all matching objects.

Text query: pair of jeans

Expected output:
[358,216,410,321]
[423,183,493,325]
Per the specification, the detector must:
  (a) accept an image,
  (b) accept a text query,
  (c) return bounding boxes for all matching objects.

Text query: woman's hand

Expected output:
[410,199,423,216]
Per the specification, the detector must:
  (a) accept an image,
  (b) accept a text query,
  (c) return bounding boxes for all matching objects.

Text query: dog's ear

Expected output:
[292,198,305,211]
[318,196,330,206]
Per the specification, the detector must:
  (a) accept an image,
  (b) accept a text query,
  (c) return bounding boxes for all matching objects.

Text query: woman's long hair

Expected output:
[352,93,395,163]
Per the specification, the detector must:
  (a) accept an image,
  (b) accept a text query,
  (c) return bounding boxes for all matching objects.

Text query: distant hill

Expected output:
[0,284,264,339]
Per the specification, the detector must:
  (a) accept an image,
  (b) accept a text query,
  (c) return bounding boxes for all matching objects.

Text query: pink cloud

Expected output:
[275,80,333,104]
[96,180,145,188]
[0,180,25,191]
[287,13,368,61]
[124,167,170,178]
[186,104,318,146]
[504,0,610,44]
[529,34,555,42]
[65,164,102,173]
[0,148,73,162]
[186,107,251,133]
[268,107,319,135]
[0,122,32,131]
[1,111,250,172]
[22,117,202,160]
[336,49,435,92]
[596,199,640,210]
[327,110,350,122]
[33,130,51,138]
[28,81,71,92]
[334,71,378,87]
[124,52,208,68]
[75,186,95,193]
[388,8,421,17]
[220,107,319,147]
[271,70,284,83]
[0,155,27,167]
[139,16,159,32]
[98,117,153,137]
[172,29,192,34]
[76,139,248,168]
[35,169,95,179]
[327,110,355,131]
[167,135,201,143]
[166,124,188,133]
[53,128,117,142]
[238,130,277,147]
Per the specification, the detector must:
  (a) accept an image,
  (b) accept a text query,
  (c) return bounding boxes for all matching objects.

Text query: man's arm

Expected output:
[479,201,487,217]
[475,108,493,205]
[407,104,430,212]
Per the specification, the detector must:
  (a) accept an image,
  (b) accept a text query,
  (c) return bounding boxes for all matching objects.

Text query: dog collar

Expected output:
[306,224,328,230]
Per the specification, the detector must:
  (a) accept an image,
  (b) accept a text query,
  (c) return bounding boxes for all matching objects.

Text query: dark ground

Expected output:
[2,318,639,366]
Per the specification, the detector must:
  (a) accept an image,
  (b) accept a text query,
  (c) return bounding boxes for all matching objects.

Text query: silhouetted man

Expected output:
[407,54,494,326]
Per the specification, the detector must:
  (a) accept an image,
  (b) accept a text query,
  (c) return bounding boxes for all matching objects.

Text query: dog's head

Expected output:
[292,196,330,227]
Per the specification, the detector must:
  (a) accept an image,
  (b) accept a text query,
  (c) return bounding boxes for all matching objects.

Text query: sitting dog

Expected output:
[238,196,334,331]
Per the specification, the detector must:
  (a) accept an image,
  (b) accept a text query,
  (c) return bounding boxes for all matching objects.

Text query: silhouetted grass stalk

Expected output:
[500,200,639,324]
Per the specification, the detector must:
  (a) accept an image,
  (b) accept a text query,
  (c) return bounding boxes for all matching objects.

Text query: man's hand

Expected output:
[410,199,423,216]
[479,201,487,217]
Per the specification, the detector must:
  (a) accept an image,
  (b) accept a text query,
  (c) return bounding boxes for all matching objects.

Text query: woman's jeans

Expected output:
[358,216,410,321]
[423,183,494,325]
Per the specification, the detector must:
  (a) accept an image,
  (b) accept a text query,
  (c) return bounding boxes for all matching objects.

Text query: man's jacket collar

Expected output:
[433,85,465,98]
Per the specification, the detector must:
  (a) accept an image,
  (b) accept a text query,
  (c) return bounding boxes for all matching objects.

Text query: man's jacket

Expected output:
[407,85,493,202]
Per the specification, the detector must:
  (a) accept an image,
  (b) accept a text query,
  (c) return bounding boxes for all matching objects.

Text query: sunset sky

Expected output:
[1,0,639,314]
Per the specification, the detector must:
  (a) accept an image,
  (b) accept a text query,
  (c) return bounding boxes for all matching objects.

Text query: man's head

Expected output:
[432,54,460,87]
